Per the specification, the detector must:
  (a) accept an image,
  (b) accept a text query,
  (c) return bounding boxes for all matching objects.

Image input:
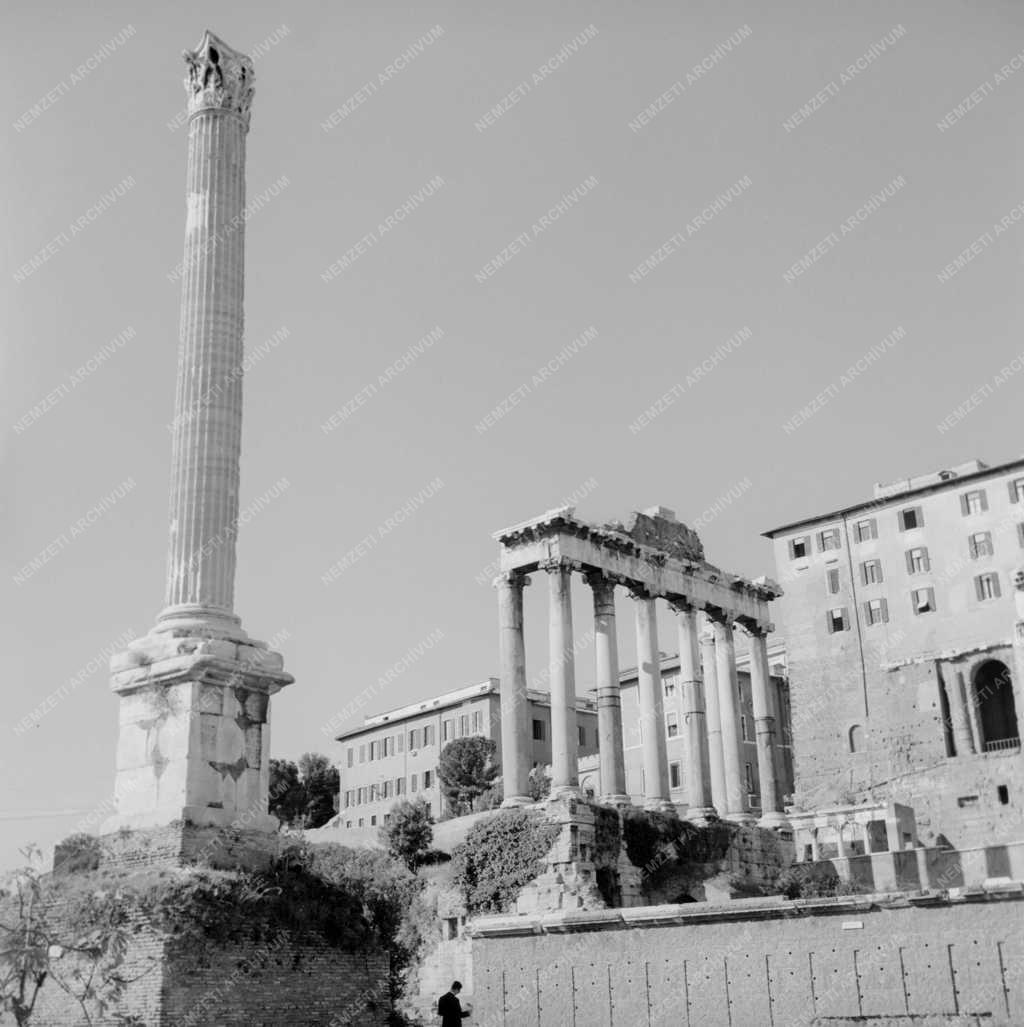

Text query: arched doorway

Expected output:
[972,660,1019,752]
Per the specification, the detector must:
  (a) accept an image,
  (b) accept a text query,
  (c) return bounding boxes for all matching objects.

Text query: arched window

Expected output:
[848,724,864,753]
[972,660,1019,752]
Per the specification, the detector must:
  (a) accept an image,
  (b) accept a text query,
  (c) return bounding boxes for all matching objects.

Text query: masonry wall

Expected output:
[470,891,1024,1027]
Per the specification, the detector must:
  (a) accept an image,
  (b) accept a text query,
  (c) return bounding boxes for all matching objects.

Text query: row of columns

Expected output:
[497,561,787,827]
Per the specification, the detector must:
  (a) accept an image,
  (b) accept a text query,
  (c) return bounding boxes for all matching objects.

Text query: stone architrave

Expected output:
[103,32,291,843]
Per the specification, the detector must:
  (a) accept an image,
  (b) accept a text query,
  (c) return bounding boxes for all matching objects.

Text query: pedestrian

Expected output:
[437,979,471,1026]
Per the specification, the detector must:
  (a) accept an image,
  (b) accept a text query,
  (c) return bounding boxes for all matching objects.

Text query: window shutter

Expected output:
[861,563,869,586]
[1011,480,1020,504]
[863,601,871,621]
[905,550,914,573]
[898,510,906,531]
[876,562,884,583]
[928,588,935,610]
[826,612,834,634]
[980,490,989,512]
[969,535,978,559]
[816,532,824,553]
[960,494,969,516]
[1018,522,1024,547]
[880,598,889,623]
[922,549,930,571]
[974,576,983,601]
[992,574,1001,598]
[870,518,877,539]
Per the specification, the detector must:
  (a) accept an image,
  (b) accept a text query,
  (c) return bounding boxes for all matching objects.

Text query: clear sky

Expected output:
[2,0,1021,872]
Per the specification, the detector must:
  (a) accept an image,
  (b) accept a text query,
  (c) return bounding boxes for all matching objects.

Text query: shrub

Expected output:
[776,861,843,899]
[380,798,433,869]
[450,810,560,914]
[621,809,695,872]
[53,832,103,874]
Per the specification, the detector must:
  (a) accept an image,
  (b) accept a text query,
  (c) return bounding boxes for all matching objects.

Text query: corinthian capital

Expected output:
[183,30,255,127]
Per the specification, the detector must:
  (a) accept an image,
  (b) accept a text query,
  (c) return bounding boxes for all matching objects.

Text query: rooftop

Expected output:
[763,454,1024,538]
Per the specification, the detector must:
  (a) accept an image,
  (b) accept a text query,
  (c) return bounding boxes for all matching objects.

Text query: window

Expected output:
[443,719,454,742]
[408,728,418,750]
[998,785,1010,805]
[969,531,993,559]
[423,770,432,789]
[368,741,377,762]
[817,528,841,552]
[789,536,810,559]
[346,821,352,829]
[384,814,391,825]
[826,568,841,594]
[864,598,889,625]
[459,714,470,737]
[1019,522,1024,548]
[578,725,586,746]
[369,784,378,801]
[669,762,682,789]
[854,518,877,542]
[473,710,483,733]
[383,780,392,799]
[745,763,754,792]
[906,546,930,573]
[396,778,405,795]
[385,736,394,757]
[410,774,418,793]
[532,719,545,741]
[397,732,404,753]
[960,489,988,516]
[740,715,749,741]
[347,748,354,768]
[666,712,679,738]
[358,818,364,828]
[975,572,1001,601]
[357,787,366,805]
[898,507,923,531]
[370,816,377,827]
[826,607,848,633]
[663,679,676,698]
[1010,478,1024,504]
[912,587,936,615]
[359,744,366,764]
[861,559,883,585]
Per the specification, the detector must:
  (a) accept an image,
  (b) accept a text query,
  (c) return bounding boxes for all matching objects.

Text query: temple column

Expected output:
[588,573,629,805]
[700,621,728,814]
[748,628,788,829]
[712,614,754,824]
[545,560,579,796]
[675,603,715,822]
[498,572,532,806]
[634,594,674,813]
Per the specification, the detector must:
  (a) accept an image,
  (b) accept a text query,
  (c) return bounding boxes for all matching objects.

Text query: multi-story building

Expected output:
[577,641,794,814]
[764,456,1024,848]
[335,678,599,830]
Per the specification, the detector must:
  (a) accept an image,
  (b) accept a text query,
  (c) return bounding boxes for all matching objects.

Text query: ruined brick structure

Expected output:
[765,457,1024,848]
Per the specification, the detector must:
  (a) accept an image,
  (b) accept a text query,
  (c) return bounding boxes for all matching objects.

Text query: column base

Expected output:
[643,798,678,815]
[599,793,633,809]
[723,810,757,825]
[500,795,534,808]
[685,806,719,824]
[757,811,791,831]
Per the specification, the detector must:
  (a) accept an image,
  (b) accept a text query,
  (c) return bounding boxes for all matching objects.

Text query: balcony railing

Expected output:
[983,737,1021,754]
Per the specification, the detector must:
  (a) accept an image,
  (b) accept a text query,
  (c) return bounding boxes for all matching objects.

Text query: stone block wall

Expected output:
[469,889,1024,1026]
[97,822,282,872]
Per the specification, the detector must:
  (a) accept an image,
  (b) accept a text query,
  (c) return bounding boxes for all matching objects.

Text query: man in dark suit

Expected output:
[437,980,470,1026]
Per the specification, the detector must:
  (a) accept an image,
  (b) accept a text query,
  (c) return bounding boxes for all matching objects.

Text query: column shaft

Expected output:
[713,617,753,823]
[677,607,715,821]
[162,107,248,627]
[634,596,673,812]
[749,631,787,828]
[547,563,579,793]
[700,624,728,814]
[498,574,531,806]
[590,576,628,804]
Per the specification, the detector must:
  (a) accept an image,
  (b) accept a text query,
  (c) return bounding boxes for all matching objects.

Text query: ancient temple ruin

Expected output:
[493,504,787,828]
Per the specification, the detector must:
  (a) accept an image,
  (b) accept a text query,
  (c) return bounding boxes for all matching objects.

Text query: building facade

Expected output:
[765,457,1024,848]
[335,679,599,829]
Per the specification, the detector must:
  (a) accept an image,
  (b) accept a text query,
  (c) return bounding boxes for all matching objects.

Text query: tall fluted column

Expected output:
[159,31,256,636]
[748,628,787,829]
[588,573,628,805]
[545,561,579,795]
[676,604,715,822]
[713,614,754,823]
[103,32,291,844]
[700,621,727,814]
[634,594,674,813]
[498,571,532,806]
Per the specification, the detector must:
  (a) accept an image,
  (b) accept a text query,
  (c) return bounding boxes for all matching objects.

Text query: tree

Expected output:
[268,759,305,826]
[0,847,144,1026]
[298,752,340,829]
[528,765,551,801]
[437,737,499,817]
[380,798,433,869]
